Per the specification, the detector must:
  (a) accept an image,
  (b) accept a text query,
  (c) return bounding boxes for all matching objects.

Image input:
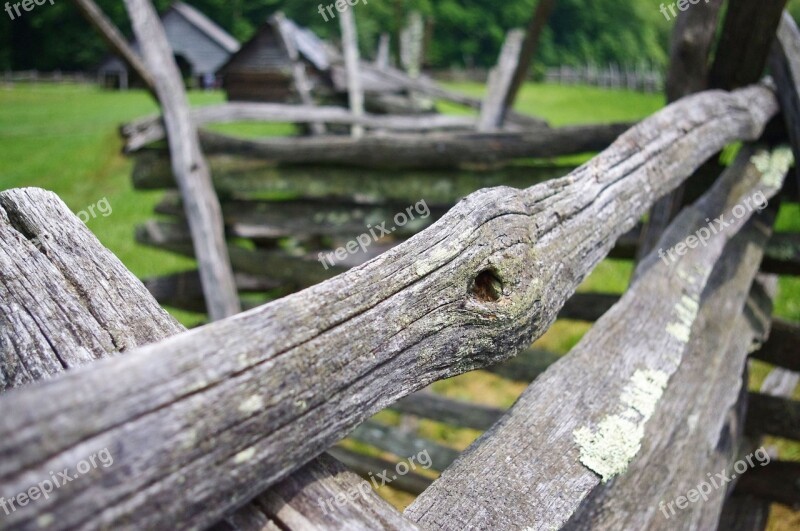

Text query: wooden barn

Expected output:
[218,16,332,103]
[97,1,239,89]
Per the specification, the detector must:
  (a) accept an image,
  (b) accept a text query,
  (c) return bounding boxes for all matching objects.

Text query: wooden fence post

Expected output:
[272,13,325,136]
[123,0,240,320]
[637,0,724,260]
[479,29,525,132]
[339,5,365,139]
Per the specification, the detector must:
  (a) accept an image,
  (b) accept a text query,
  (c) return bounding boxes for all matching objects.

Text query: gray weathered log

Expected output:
[564,240,778,530]
[123,0,240,320]
[391,392,504,431]
[638,0,724,259]
[769,11,800,199]
[0,188,182,391]
[479,29,525,132]
[153,193,447,240]
[194,123,634,169]
[349,421,459,472]
[0,85,779,529]
[122,105,482,152]
[326,448,433,497]
[558,292,618,322]
[132,151,572,205]
[405,143,788,530]
[484,348,562,383]
[0,188,418,531]
[223,452,421,531]
[135,220,347,286]
[716,314,800,531]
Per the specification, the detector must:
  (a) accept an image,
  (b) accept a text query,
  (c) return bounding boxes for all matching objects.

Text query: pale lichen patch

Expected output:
[234,446,256,464]
[239,395,264,414]
[574,416,643,483]
[751,147,794,190]
[666,294,699,343]
[621,369,669,418]
[574,369,669,482]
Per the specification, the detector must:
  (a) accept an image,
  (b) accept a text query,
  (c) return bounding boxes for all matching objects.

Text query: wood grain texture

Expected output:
[0,188,182,391]
[564,235,778,531]
[123,0,240,321]
[0,188,417,531]
[0,85,778,529]
[770,11,800,198]
[405,144,788,530]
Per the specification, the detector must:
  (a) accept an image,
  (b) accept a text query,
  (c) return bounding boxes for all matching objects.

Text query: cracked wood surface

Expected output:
[0,188,417,531]
[564,226,778,530]
[0,85,778,529]
[405,144,788,530]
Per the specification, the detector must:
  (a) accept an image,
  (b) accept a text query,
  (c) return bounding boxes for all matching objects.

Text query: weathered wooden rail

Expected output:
[2,76,799,530]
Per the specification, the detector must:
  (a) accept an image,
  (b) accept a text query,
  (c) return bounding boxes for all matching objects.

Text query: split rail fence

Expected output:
[1,1,800,530]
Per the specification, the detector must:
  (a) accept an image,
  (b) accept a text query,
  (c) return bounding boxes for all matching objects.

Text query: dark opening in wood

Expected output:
[471,269,503,302]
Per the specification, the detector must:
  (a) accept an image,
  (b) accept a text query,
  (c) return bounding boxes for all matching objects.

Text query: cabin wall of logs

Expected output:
[1,1,800,530]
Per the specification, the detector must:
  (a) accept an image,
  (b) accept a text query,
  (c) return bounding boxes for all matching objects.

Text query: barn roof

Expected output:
[220,16,331,75]
[170,1,240,54]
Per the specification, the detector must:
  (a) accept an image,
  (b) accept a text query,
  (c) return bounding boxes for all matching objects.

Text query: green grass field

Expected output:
[1,82,798,525]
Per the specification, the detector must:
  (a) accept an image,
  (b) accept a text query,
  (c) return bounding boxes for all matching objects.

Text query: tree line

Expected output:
[1,0,799,74]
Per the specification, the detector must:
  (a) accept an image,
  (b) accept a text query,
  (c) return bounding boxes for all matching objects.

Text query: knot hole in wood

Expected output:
[471,268,503,302]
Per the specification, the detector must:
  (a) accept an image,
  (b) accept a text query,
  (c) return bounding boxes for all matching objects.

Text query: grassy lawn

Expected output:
[1,82,797,523]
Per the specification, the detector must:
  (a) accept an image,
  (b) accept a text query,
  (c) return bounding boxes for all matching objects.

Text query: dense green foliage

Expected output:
[0,0,672,72]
